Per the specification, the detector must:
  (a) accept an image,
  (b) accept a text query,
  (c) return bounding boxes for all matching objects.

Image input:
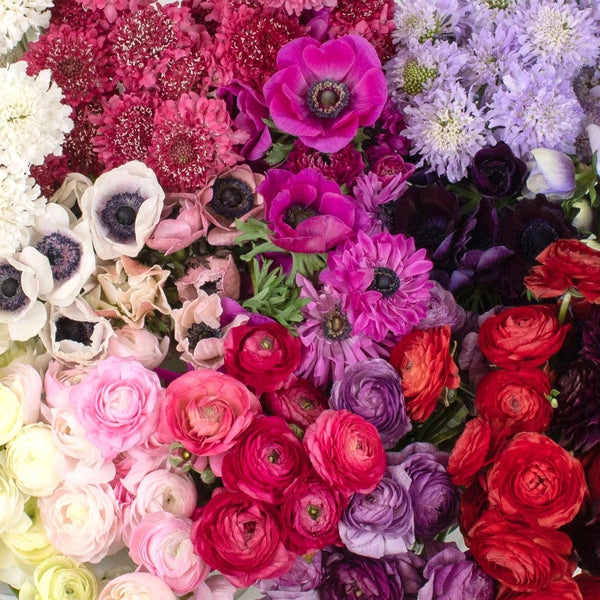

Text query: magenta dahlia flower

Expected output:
[263,35,387,153]
[320,231,433,342]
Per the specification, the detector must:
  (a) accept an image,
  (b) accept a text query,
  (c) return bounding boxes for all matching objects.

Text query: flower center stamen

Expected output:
[403,60,438,96]
[322,308,352,341]
[0,264,27,313]
[307,80,350,119]
[284,204,318,228]
[36,232,82,281]
[209,177,254,219]
[520,220,559,265]
[100,191,144,243]
[54,317,95,345]
[187,322,223,351]
[369,267,400,297]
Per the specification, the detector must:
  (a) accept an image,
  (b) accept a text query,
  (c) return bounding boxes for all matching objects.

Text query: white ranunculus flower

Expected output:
[0,453,29,537]
[80,161,164,260]
[98,573,176,600]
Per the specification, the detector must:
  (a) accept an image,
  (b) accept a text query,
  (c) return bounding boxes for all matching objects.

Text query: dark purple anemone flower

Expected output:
[469,142,527,199]
[263,35,387,153]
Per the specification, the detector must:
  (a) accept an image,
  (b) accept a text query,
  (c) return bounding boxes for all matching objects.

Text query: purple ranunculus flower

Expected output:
[469,142,527,199]
[259,552,323,600]
[259,168,362,253]
[388,552,426,600]
[389,443,459,541]
[339,466,414,558]
[330,359,411,448]
[417,281,467,332]
[321,550,404,600]
[263,35,387,153]
[419,545,494,600]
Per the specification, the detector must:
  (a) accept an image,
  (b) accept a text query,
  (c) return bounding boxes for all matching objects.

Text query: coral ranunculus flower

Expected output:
[524,239,600,303]
[263,35,387,153]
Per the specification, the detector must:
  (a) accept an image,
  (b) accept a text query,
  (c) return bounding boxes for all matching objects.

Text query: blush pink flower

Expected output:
[98,573,176,600]
[70,356,163,459]
[159,369,261,456]
[176,255,240,302]
[263,35,387,153]
[129,512,210,595]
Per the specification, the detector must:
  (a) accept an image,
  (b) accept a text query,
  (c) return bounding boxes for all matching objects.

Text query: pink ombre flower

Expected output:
[70,356,163,459]
[147,93,247,193]
[129,512,210,595]
[98,573,176,600]
[176,255,240,302]
[320,231,433,342]
[263,35,387,153]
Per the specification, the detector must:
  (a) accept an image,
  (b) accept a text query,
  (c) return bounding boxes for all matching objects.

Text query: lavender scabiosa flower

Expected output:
[320,231,433,343]
[339,466,415,558]
[330,359,411,448]
[486,65,585,157]
[403,83,492,182]
[512,0,600,75]
[295,275,390,388]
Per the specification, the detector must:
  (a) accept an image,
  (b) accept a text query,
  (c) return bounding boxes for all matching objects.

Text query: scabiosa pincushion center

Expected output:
[263,35,387,153]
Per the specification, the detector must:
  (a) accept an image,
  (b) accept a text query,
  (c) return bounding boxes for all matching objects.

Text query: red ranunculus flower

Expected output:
[475,368,553,433]
[221,415,310,505]
[469,509,573,593]
[389,325,460,422]
[524,239,600,303]
[457,480,488,546]
[303,409,386,498]
[224,322,302,394]
[497,576,583,600]
[478,305,569,370]
[486,432,586,529]
[191,489,295,588]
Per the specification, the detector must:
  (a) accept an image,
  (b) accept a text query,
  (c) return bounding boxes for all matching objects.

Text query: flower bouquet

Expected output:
[0,0,599,599]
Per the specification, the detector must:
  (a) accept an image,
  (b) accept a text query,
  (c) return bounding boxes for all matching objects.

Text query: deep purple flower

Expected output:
[320,231,433,342]
[259,168,362,253]
[329,359,411,448]
[339,466,414,558]
[388,552,426,600]
[420,545,494,600]
[220,79,272,162]
[417,281,468,332]
[583,306,600,364]
[389,443,459,540]
[259,552,323,600]
[469,142,527,199]
[263,35,387,153]
[365,98,411,163]
[569,512,600,576]
[321,550,404,600]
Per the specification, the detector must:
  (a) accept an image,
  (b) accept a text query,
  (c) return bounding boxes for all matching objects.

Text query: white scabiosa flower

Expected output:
[0,168,46,258]
[393,0,465,46]
[0,62,73,170]
[0,0,53,55]
[403,83,492,182]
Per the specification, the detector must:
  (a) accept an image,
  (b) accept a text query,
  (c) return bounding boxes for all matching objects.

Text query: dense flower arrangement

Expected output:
[0,0,600,599]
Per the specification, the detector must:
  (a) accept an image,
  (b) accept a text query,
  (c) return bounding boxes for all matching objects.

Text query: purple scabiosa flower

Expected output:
[339,466,415,558]
[389,443,459,540]
[513,0,600,75]
[330,359,411,448]
[487,65,585,157]
[403,83,492,182]
[295,275,390,388]
[258,552,323,600]
[417,281,468,332]
[352,171,413,236]
[321,550,404,600]
[582,306,600,365]
[263,35,387,153]
[259,168,363,253]
[551,360,600,454]
[320,231,433,342]
[420,544,494,600]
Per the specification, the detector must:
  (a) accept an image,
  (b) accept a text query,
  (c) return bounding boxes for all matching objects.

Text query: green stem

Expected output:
[558,290,573,325]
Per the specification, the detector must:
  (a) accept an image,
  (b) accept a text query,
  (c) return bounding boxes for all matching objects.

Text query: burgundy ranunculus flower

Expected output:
[263,35,387,153]
[259,168,362,253]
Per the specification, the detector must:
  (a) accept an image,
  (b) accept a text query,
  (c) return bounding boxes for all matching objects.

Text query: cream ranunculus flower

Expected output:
[5,424,61,497]
[0,453,29,537]
[0,383,23,446]
[19,555,98,600]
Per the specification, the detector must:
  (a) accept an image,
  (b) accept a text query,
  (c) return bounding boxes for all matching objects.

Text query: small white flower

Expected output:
[0,62,73,170]
[393,0,465,46]
[0,0,53,55]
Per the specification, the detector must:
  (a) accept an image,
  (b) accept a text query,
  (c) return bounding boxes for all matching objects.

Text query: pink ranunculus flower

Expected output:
[39,482,123,564]
[192,574,237,600]
[263,35,387,153]
[159,369,261,456]
[129,512,210,595]
[108,325,169,370]
[98,572,177,600]
[70,356,163,459]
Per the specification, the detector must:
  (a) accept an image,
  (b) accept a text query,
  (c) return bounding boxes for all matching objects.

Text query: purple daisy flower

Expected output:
[319,231,433,342]
[295,275,389,388]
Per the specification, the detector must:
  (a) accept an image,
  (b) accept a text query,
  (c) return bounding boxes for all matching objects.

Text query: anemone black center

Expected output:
[36,232,82,282]
[369,267,400,297]
[199,280,219,295]
[322,307,351,341]
[54,317,95,345]
[284,204,318,228]
[520,220,559,265]
[209,177,254,220]
[0,264,27,313]
[187,322,223,350]
[100,191,144,243]
[307,80,350,119]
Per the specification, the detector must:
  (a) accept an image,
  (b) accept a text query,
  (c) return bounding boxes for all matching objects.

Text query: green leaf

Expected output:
[352,127,370,151]
[265,140,295,166]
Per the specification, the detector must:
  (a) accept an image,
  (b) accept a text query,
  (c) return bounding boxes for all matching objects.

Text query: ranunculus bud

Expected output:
[470,142,527,199]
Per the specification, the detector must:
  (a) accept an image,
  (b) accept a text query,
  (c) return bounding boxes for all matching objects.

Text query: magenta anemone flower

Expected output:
[263,35,387,153]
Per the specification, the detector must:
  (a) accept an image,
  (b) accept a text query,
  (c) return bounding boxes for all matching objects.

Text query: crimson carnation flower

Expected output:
[24,23,114,107]
[320,231,433,342]
[147,93,246,192]
[92,92,159,169]
[303,409,386,498]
